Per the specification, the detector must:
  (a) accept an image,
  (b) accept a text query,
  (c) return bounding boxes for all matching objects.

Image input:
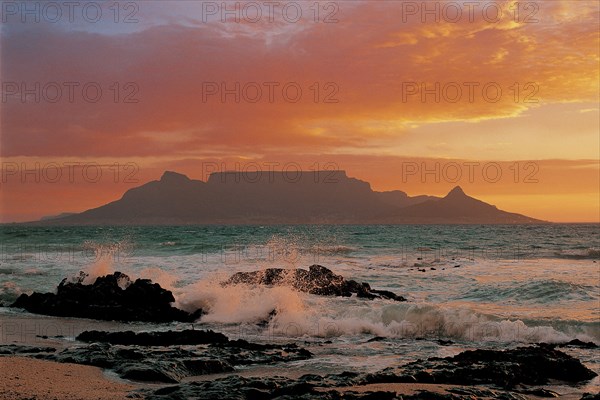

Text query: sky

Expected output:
[1,0,599,222]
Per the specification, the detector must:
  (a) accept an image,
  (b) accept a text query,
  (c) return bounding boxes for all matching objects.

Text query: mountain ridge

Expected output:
[32,171,546,225]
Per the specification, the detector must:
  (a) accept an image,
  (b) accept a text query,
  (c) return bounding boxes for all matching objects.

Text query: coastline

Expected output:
[0,356,136,400]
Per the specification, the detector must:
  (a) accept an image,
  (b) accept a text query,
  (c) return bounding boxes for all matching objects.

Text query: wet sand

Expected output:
[0,357,136,400]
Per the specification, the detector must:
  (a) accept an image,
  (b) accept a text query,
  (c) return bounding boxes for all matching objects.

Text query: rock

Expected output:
[556,339,598,349]
[224,265,406,301]
[210,339,313,365]
[77,329,228,346]
[141,374,397,400]
[10,272,202,322]
[581,393,600,400]
[0,345,57,355]
[54,342,235,383]
[119,363,181,383]
[55,329,313,383]
[392,346,598,387]
[517,388,561,397]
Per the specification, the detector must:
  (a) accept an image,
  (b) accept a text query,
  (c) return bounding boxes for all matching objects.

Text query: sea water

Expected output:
[0,224,598,390]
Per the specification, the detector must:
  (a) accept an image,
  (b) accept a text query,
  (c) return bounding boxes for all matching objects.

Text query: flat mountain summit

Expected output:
[37,171,544,225]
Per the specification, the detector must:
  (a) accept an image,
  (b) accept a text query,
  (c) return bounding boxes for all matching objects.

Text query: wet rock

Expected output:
[581,393,600,400]
[224,265,406,301]
[53,329,313,383]
[446,387,528,399]
[517,388,561,397]
[10,272,202,322]
[142,374,398,400]
[54,342,234,383]
[77,329,228,346]
[366,336,386,343]
[556,339,598,349]
[391,346,598,387]
[209,339,313,365]
[0,344,57,355]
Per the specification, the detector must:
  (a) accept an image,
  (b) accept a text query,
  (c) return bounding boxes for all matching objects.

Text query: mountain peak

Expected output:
[445,186,466,198]
[160,171,190,183]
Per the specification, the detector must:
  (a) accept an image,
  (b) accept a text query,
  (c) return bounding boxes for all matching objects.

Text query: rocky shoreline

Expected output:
[4,267,599,399]
[10,265,406,323]
[1,337,598,399]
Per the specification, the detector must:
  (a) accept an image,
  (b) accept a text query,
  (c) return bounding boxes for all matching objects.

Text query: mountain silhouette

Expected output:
[35,171,545,225]
[392,185,539,223]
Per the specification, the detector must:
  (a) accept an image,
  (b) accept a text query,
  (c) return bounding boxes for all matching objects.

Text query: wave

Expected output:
[173,276,599,344]
[0,281,22,304]
[553,248,600,260]
[457,279,598,303]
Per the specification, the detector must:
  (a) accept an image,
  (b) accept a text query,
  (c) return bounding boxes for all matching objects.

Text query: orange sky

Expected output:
[1,0,599,222]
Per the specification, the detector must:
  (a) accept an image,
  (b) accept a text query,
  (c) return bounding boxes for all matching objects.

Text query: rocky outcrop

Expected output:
[10,272,202,323]
[363,345,598,387]
[1,342,596,397]
[224,265,406,301]
[0,329,313,384]
[77,329,228,346]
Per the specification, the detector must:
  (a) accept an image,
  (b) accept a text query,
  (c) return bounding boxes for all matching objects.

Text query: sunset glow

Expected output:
[1,0,599,222]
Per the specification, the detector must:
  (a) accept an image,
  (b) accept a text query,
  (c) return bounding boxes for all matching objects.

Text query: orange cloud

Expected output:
[1,1,598,221]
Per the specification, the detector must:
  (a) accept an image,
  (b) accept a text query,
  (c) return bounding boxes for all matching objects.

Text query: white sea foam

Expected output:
[171,275,599,344]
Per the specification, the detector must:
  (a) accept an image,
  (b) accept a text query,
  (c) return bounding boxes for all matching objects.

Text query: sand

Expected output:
[0,357,136,400]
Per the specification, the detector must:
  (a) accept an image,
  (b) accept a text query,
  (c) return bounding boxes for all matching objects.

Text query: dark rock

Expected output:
[210,339,313,365]
[77,329,228,346]
[366,336,386,343]
[54,329,312,383]
[0,345,57,355]
[557,339,598,349]
[224,265,406,301]
[581,393,600,400]
[517,388,560,397]
[257,309,277,327]
[119,363,181,383]
[394,346,597,387]
[10,271,202,322]
[54,342,235,383]
[141,374,398,400]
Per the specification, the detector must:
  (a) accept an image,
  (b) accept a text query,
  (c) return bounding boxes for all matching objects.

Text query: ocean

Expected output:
[1,224,599,394]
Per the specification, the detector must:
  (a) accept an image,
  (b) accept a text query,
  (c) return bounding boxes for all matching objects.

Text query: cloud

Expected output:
[1,1,598,159]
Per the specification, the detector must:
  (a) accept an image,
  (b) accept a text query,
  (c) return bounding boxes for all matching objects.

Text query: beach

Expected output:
[0,357,135,400]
